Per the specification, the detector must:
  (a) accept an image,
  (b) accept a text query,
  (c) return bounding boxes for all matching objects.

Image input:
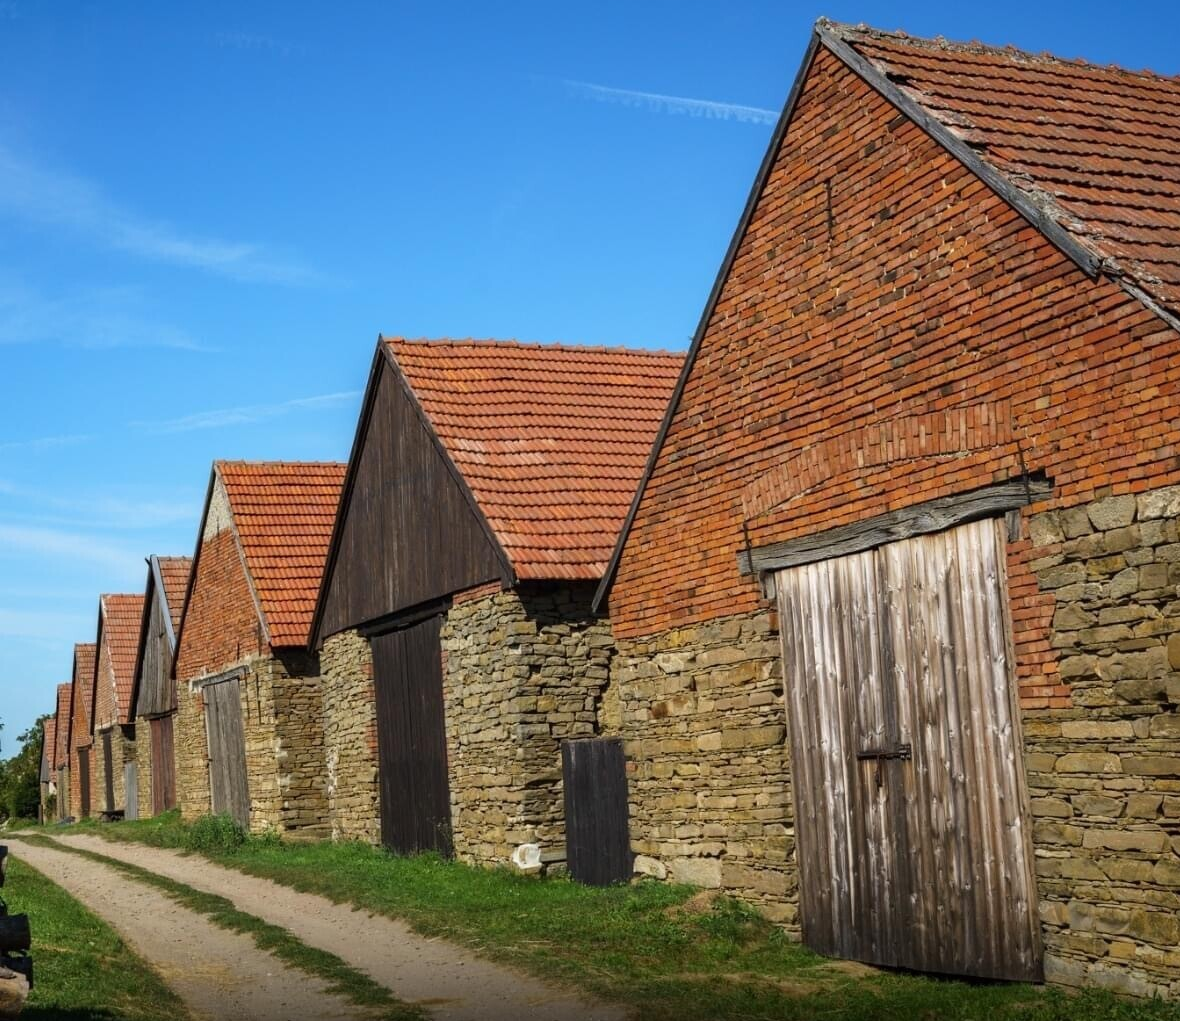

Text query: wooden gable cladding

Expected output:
[316,352,506,642]
[133,557,190,719]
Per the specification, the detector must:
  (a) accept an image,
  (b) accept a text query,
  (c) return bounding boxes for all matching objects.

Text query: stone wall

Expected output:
[178,652,328,835]
[609,607,796,924]
[441,582,612,865]
[92,726,134,814]
[135,719,153,818]
[1024,487,1180,998]
[320,629,380,843]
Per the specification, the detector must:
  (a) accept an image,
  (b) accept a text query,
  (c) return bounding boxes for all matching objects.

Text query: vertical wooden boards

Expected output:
[137,589,176,717]
[124,762,138,821]
[204,679,250,828]
[77,750,90,818]
[371,616,453,856]
[101,730,115,813]
[562,738,632,886]
[150,715,176,815]
[775,517,1040,981]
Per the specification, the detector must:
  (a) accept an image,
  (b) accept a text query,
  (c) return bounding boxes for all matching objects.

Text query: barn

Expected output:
[91,593,146,819]
[53,682,71,820]
[173,460,345,834]
[597,20,1180,997]
[129,555,192,819]
[311,337,681,865]
[66,644,97,820]
[38,715,57,822]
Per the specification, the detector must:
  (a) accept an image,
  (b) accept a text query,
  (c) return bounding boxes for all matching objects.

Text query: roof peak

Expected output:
[818,17,1179,84]
[382,335,684,359]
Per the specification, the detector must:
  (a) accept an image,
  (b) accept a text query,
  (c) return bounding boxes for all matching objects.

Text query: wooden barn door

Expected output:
[776,517,1040,981]
[204,679,250,828]
[150,715,176,815]
[371,616,453,856]
[102,730,115,812]
[124,761,138,820]
[562,738,632,885]
[77,749,90,817]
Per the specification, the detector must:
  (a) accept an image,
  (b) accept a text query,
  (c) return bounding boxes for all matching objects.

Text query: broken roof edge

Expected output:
[593,16,1180,616]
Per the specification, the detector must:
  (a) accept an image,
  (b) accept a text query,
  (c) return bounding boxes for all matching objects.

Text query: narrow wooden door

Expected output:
[371,616,453,856]
[77,748,90,817]
[150,715,177,815]
[775,517,1040,981]
[204,679,250,828]
[102,730,115,812]
[124,762,138,820]
[563,738,632,885]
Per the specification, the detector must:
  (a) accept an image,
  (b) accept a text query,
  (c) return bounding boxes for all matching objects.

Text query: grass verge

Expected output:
[5,855,191,1021]
[20,833,423,1021]
[47,811,1180,1021]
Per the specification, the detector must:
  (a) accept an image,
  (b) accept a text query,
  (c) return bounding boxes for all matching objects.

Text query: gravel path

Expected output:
[7,837,373,1021]
[50,833,627,1021]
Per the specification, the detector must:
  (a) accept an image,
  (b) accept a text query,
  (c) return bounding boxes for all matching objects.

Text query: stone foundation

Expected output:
[320,629,380,843]
[1024,487,1180,998]
[610,608,796,924]
[441,582,612,864]
[177,651,329,835]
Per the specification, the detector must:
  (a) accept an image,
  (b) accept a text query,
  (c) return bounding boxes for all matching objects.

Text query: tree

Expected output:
[0,718,45,822]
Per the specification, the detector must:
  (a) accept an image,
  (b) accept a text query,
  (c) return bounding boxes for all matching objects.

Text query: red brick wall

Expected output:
[609,49,1180,713]
[94,636,118,732]
[175,527,265,682]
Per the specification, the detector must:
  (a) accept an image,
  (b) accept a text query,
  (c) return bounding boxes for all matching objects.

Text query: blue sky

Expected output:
[2,0,1178,750]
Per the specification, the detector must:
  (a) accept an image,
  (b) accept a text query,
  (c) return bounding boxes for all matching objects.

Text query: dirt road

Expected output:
[18,834,627,1021]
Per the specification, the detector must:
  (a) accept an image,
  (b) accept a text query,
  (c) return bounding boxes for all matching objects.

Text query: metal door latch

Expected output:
[856,743,912,787]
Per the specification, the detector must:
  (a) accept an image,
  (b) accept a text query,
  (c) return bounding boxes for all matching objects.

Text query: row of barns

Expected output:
[34,19,1180,1000]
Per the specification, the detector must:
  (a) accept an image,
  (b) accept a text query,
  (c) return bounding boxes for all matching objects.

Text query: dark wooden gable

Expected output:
[134,560,176,719]
[316,351,507,642]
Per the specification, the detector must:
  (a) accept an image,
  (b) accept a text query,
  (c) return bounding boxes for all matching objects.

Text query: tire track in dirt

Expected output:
[8,837,378,1021]
[51,833,629,1021]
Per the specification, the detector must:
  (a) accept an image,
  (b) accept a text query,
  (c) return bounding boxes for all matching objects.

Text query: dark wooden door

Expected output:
[204,679,250,828]
[372,616,453,856]
[102,730,115,812]
[150,715,177,815]
[124,762,138,821]
[562,738,632,885]
[775,517,1041,981]
[77,748,90,818]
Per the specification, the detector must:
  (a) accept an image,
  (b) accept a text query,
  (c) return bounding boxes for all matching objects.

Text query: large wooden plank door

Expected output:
[150,715,177,815]
[204,679,250,828]
[124,761,138,820]
[102,730,115,812]
[776,517,1040,981]
[562,738,632,885]
[372,616,453,856]
[77,749,90,817]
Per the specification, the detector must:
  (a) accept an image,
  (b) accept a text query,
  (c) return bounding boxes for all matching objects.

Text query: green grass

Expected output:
[46,811,1180,1021]
[19,833,423,1021]
[5,855,191,1021]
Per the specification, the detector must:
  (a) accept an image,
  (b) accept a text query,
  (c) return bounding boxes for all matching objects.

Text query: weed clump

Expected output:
[184,813,247,853]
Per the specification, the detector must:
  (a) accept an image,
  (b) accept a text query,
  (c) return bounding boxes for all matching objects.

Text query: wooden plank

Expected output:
[739,477,1052,574]
[205,679,250,828]
[124,761,138,821]
[372,617,453,856]
[77,748,90,818]
[137,585,176,718]
[562,738,632,886]
[151,715,177,815]
[102,730,115,813]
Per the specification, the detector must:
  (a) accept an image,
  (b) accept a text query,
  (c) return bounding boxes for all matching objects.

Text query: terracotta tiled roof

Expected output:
[100,593,146,725]
[157,556,192,634]
[832,21,1180,319]
[54,683,70,767]
[218,461,347,647]
[71,643,95,750]
[386,338,683,580]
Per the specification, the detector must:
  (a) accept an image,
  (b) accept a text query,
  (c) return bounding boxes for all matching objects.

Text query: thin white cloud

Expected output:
[564,79,778,125]
[0,479,197,530]
[0,433,93,453]
[131,390,361,434]
[0,145,320,285]
[0,280,211,351]
[0,524,141,576]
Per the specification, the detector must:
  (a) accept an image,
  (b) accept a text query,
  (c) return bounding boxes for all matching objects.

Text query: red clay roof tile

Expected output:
[834,22,1180,319]
[156,556,192,634]
[386,338,683,580]
[100,593,146,726]
[217,461,346,647]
